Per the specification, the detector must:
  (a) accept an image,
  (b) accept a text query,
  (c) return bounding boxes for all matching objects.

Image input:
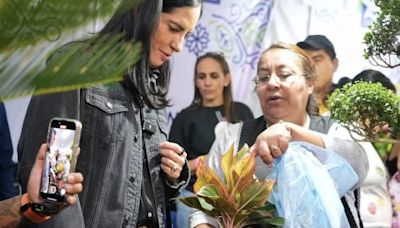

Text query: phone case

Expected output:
[48,117,82,173]
[40,117,82,202]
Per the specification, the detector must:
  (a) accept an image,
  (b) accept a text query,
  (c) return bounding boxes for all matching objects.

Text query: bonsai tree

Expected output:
[328,81,400,145]
[364,0,400,68]
[0,0,142,101]
[178,144,283,228]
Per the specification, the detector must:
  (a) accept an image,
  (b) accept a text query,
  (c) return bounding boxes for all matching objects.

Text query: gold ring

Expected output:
[172,165,178,173]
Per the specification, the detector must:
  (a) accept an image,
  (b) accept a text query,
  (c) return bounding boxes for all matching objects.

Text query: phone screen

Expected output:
[40,120,77,202]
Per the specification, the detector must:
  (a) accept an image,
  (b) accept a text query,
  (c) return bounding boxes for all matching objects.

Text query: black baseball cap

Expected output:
[297,35,336,59]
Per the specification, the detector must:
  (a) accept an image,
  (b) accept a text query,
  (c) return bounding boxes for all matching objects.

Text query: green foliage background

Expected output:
[328,81,400,159]
[364,0,400,68]
[0,0,142,101]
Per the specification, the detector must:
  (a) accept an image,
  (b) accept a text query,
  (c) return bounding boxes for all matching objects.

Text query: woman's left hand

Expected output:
[251,121,291,166]
[28,144,84,206]
[160,141,187,183]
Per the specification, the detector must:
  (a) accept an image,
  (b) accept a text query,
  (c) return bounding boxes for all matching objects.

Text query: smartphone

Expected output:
[40,118,82,202]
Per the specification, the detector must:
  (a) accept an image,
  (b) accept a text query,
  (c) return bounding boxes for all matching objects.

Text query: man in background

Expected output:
[297,35,338,116]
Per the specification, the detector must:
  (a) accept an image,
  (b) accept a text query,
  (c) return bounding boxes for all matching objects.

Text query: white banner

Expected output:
[167,0,274,126]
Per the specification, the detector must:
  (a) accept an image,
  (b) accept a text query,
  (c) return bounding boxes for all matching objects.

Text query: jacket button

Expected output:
[106,102,113,109]
[123,215,130,226]
[129,176,135,183]
[147,211,153,218]
[134,135,138,143]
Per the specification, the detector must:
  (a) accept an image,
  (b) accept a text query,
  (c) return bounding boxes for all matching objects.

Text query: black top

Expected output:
[168,102,253,190]
[386,158,397,176]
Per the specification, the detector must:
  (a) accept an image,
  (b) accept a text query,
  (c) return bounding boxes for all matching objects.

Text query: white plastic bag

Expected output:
[268,142,358,228]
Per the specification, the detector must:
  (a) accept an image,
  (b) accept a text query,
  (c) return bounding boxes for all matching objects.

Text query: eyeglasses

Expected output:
[252,72,301,86]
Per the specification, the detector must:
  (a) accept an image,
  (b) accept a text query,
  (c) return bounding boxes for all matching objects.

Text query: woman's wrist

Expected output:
[279,120,293,141]
[189,156,203,173]
[20,193,51,223]
[193,157,200,169]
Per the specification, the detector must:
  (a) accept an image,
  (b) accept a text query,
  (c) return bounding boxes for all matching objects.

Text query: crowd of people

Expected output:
[296,35,397,228]
[0,0,399,227]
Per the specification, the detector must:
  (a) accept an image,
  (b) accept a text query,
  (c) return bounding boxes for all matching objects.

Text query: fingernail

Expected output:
[66,175,74,183]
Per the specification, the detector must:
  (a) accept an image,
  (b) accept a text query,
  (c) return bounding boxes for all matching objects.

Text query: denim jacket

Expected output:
[17,82,189,228]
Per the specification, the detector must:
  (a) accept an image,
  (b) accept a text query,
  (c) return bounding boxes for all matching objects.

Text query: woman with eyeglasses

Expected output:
[190,42,369,228]
[168,52,253,228]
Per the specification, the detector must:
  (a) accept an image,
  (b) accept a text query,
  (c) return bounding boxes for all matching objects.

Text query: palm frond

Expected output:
[0,0,144,101]
[0,0,140,51]
[0,35,142,101]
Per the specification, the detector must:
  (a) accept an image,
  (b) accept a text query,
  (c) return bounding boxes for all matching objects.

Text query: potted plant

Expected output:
[178,144,284,228]
[363,0,400,68]
[329,81,400,143]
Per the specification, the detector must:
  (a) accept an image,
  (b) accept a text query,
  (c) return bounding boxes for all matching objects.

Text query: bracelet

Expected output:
[20,194,51,224]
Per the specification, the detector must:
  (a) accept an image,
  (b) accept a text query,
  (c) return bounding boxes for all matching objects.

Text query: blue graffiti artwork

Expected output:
[209,1,272,70]
[185,23,210,56]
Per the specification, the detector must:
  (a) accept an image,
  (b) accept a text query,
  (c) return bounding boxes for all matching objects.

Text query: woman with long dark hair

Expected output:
[17,0,202,227]
[169,52,253,227]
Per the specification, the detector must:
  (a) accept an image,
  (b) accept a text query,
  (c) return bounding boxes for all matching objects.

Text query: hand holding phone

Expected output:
[40,118,82,202]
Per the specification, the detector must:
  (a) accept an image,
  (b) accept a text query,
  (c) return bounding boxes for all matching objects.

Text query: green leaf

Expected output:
[197,184,220,200]
[198,197,215,212]
[221,144,235,189]
[247,216,285,226]
[230,152,256,197]
[177,196,220,218]
[181,144,279,227]
[237,180,275,211]
[0,0,140,51]
[363,0,400,68]
[177,196,203,210]
[0,35,142,101]
[232,153,255,183]
[255,201,278,213]
[194,158,230,200]
[328,81,400,144]
[0,0,145,101]
[236,143,249,160]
